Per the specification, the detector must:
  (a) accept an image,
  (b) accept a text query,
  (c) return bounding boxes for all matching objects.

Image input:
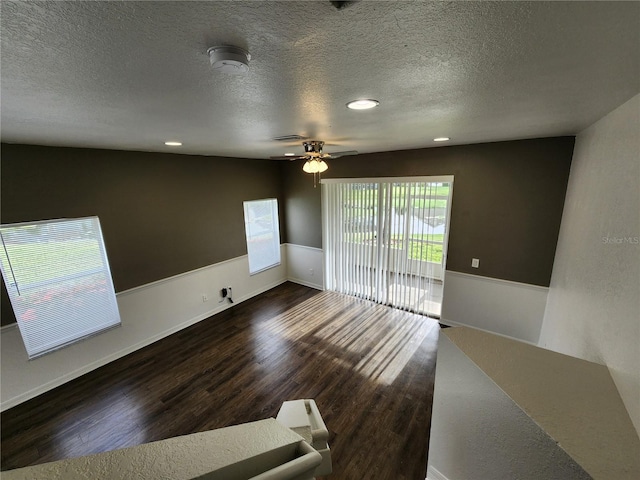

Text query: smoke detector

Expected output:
[207,45,251,75]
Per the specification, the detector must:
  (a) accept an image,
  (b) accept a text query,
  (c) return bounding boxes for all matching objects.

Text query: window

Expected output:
[0,217,121,359]
[243,199,281,275]
[322,177,454,317]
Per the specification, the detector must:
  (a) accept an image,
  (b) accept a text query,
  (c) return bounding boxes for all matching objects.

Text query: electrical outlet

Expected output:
[309,268,314,276]
[471,258,480,268]
[202,294,208,302]
[226,286,233,304]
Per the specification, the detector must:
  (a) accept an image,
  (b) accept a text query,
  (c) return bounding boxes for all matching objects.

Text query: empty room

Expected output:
[1,2,639,479]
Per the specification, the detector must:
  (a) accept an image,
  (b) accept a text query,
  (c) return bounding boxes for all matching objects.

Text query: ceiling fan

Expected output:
[270,140,358,186]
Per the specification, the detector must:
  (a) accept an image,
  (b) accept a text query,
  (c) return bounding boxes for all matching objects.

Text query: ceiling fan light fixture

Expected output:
[302,158,329,174]
[303,159,321,173]
[346,99,379,110]
[303,158,329,188]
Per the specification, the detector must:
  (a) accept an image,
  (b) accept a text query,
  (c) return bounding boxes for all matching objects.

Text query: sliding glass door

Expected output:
[322,177,453,317]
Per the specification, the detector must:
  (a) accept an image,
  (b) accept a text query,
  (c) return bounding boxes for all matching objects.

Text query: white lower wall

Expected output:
[441,270,548,344]
[285,249,549,345]
[284,243,324,290]
[0,243,550,410]
[1,248,288,411]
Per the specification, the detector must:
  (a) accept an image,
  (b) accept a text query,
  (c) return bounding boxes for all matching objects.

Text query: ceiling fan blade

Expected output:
[326,150,358,159]
[270,155,307,161]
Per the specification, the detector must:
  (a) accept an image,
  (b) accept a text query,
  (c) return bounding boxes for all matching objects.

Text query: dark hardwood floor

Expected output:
[1,282,440,479]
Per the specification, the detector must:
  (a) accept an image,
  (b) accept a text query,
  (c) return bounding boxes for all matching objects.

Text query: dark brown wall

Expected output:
[1,143,285,325]
[1,138,574,326]
[283,163,323,249]
[284,137,574,287]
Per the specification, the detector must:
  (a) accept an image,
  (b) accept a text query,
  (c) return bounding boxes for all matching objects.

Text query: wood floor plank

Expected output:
[1,282,439,479]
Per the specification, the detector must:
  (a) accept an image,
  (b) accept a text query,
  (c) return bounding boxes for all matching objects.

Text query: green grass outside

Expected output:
[408,239,443,263]
[401,234,444,263]
[0,239,103,286]
[344,184,450,209]
[410,199,448,209]
[345,233,445,263]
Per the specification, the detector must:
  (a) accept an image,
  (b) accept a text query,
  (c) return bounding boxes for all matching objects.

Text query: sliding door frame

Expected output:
[321,176,454,315]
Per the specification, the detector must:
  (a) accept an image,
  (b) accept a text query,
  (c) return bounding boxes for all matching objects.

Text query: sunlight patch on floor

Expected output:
[353,318,435,385]
[273,290,439,385]
[339,279,443,317]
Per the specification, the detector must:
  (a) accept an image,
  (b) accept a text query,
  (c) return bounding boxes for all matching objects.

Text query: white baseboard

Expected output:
[284,253,547,345]
[2,248,547,410]
[1,244,330,411]
[439,318,538,346]
[286,277,323,290]
[441,270,548,344]
[285,243,324,289]
[2,279,286,412]
[1,252,287,411]
[426,465,449,480]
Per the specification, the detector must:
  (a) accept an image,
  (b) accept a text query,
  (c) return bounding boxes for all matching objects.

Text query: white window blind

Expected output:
[323,177,453,317]
[243,199,281,275]
[0,217,121,359]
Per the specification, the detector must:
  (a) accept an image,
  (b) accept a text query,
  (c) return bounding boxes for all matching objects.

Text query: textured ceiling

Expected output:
[1,1,639,159]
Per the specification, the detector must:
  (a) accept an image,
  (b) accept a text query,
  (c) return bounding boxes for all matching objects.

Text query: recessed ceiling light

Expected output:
[284,153,296,156]
[433,137,450,142]
[164,141,182,146]
[346,99,380,110]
